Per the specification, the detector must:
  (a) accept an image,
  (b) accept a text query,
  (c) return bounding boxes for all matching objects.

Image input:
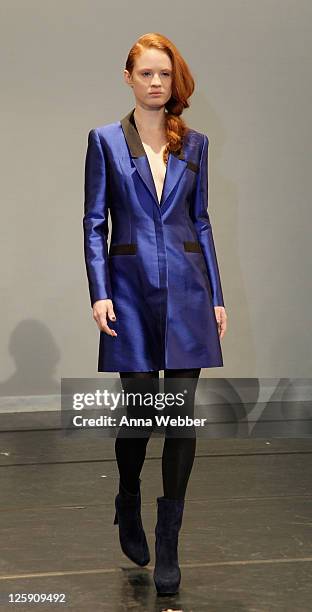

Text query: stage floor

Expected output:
[1,421,312,611]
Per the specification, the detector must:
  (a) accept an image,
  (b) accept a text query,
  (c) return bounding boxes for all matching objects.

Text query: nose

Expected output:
[151,74,162,87]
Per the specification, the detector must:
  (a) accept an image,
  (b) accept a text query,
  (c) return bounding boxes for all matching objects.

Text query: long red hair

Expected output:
[125,33,195,164]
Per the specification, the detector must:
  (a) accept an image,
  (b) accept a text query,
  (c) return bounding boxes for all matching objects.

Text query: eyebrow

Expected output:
[139,68,172,72]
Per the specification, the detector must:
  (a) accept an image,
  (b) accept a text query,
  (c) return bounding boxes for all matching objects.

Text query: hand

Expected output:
[92,299,117,337]
[214,306,227,339]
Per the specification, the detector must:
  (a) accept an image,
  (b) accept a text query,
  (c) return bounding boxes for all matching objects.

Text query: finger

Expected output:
[107,309,116,321]
[104,310,118,334]
[220,322,226,339]
[99,313,117,337]
[216,320,222,336]
[101,322,118,336]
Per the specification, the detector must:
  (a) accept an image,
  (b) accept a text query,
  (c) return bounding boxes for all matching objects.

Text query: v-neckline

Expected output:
[131,111,169,206]
[142,144,168,206]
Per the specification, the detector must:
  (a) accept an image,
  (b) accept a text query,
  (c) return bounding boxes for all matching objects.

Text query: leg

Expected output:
[115,370,159,494]
[153,367,201,594]
[113,370,159,567]
[162,368,201,499]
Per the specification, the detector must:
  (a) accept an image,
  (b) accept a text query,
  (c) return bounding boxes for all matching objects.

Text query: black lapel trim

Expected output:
[120,107,185,160]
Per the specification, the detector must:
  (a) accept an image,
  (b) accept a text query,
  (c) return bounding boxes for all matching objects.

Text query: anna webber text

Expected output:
[72,415,208,428]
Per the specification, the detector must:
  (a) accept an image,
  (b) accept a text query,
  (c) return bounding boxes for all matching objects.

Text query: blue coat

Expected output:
[83,108,225,372]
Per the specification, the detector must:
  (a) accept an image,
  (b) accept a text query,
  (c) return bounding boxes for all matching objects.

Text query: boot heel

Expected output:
[113,510,118,525]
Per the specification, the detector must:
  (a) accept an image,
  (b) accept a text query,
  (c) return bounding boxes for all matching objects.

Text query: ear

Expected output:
[123,69,132,86]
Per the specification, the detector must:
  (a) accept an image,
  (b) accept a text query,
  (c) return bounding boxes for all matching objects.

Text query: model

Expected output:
[83,32,228,596]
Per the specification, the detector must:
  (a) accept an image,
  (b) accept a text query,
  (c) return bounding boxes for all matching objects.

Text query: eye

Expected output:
[141,71,171,77]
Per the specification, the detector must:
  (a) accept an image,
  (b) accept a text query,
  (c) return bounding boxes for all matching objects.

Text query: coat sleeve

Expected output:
[83,128,113,307]
[190,134,225,307]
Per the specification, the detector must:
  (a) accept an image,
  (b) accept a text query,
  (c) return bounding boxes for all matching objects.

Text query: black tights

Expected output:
[114,368,201,500]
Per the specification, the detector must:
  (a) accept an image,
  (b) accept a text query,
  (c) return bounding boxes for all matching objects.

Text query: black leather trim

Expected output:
[109,243,137,255]
[186,160,199,173]
[183,241,202,253]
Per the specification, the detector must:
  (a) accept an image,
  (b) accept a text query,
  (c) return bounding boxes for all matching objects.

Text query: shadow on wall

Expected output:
[0,319,60,396]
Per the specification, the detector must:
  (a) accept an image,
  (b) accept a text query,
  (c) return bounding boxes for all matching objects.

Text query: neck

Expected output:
[133,105,166,133]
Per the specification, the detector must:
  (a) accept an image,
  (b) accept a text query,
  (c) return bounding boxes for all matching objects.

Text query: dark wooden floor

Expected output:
[0,412,312,611]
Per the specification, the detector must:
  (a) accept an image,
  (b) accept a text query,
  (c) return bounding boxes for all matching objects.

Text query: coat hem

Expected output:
[97,363,224,373]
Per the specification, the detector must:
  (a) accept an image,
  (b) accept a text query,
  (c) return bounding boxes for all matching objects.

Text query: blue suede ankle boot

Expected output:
[153,496,185,595]
[113,478,150,566]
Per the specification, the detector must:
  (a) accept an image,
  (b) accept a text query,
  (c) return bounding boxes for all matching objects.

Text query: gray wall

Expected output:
[1,0,311,395]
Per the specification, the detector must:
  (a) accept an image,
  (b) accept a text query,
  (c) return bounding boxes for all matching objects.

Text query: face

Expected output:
[124,48,173,109]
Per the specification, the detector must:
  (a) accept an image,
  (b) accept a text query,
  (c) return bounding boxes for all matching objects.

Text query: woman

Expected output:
[83,33,227,596]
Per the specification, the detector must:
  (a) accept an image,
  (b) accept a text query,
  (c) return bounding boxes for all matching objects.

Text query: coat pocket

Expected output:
[109,243,137,256]
[183,241,202,253]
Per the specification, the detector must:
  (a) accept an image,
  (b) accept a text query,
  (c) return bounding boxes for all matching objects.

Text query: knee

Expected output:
[165,423,197,440]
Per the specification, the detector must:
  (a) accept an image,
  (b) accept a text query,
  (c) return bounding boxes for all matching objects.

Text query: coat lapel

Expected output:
[120,108,188,207]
